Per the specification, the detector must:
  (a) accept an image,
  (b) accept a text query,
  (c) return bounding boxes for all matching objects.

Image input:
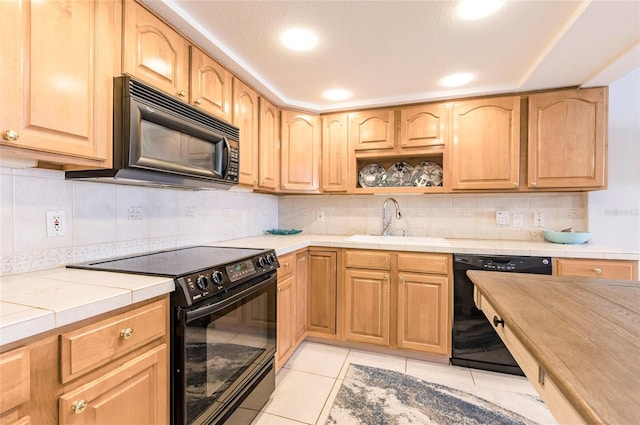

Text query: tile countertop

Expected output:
[1,234,638,348]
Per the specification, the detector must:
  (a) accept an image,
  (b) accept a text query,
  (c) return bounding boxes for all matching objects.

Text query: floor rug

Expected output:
[326,364,547,425]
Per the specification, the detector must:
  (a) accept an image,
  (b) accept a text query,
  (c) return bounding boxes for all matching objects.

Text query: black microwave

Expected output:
[66,75,239,190]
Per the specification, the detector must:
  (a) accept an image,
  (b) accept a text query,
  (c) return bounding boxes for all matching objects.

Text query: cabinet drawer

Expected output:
[60,299,167,383]
[0,346,30,412]
[397,253,449,275]
[555,258,638,281]
[277,253,295,279]
[345,250,391,270]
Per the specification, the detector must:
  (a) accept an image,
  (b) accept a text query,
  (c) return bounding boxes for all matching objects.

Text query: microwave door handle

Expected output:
[223,136,231,177]
[214,136,230,179]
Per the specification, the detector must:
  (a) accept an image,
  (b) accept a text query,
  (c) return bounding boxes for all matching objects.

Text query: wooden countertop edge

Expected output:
[468,271,603,425]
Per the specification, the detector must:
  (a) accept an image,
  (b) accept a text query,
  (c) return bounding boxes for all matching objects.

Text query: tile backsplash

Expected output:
[278,193,588,240]
[1,167,588,276]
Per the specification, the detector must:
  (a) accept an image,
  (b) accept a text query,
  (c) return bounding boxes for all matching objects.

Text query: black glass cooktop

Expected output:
[68,246,268,277]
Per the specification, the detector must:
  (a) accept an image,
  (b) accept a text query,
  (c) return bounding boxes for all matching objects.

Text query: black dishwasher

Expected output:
[451,254,552,375]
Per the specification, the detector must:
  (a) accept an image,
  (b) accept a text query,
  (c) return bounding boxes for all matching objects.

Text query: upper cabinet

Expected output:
[349,109,395,151]
[190,46,233,123]
[281,110,321,192]
[399,103,450,150]
[233,79,259,187]
[258,97,280,192]
[322,113,349,192]
[123,0,189,99]
[0,0,120,168]
[528,88,607,190]
[451,96,521,190]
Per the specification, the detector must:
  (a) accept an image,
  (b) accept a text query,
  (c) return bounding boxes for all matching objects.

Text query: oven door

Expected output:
[172,273,277,425]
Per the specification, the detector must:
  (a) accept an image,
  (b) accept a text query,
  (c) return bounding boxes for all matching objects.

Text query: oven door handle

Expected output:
[184,272,277,322]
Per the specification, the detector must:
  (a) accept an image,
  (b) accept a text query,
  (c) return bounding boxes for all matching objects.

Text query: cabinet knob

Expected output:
[513,182,518,188]
[120,327,134,340]
[178,90,186,98]
[277,287,281,293]
[194,98,202,105]
[72,399,88,414]
[593,267,602,274]
[493,315,505,328]
[283,262,289,267]
[2,129,19,141]
[530,181,537,187]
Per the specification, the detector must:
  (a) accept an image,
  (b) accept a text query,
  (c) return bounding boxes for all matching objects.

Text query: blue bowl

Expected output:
[543,231,591,244]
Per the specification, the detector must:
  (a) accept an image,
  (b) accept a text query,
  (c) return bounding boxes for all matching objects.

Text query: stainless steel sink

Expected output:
[344,235,450,246]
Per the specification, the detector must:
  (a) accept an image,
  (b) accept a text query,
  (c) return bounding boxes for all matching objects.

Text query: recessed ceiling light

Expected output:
[323,89,352,101]
[457,0,505,20]
[281,28,318,51]
[440,72,474,87]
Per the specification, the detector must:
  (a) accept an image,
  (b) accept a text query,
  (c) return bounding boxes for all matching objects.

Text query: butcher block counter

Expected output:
[468,270,640,425]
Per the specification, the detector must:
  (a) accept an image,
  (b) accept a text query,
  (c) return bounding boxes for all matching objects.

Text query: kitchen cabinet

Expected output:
[349,109,396,151]
[190,46,233,122]
[307,249,338,337]
[399,103,450,150]
[397,253,451,355]
[258,98,280,192]
[123,0,189,99]
[0,296,169,425]
[280,110,321,192]
[0,346,30,424]
[528,87,607,190]
[294,251,309,345]
[554,258,638,281]
[344,250,391,346]
[451,96,521,190]
[322,113,349,192]
[276,253,295,370]
[233,78,259,187]
[0,0,119,168]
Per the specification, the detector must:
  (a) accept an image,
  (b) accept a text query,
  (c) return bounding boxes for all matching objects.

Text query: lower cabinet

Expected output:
[554,258,638,281]
[0,296,169,425]
[307,249,338,336]
[342,250,452,356]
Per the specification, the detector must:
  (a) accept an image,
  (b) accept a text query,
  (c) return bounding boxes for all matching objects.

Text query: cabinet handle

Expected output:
[72,399,88,414]
[513,182,518,188]
[284,262,289,267]
[493,316,505,327]
[593,267,602,274]
[120,327,134,340]
[194,98,202,105]
[530,181,537,187]
[277,287,281,293]
[178,90,186,98]
[2,130,19,141]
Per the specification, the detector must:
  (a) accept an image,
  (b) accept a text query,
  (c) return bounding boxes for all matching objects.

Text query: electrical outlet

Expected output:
[512,214,524,227]
[46,210,66,237]
[317,211,325,222]
[496,210,510,226]
[534,212,545,227]
[185,207,196,219]
[128,206,143,221]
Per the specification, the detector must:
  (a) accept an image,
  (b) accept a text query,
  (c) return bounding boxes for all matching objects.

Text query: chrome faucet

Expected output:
[382,198,402,236]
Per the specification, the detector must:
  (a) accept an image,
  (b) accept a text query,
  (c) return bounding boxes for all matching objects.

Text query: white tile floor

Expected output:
[251,341,558,425]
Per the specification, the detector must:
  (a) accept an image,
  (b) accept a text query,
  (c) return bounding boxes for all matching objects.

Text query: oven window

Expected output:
[184,285,276,424]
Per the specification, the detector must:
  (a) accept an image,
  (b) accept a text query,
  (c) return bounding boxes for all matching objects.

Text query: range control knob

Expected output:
[257,257,267,268]
[211,270,223,285]
[195,275,208,290]
[266,254,274,264]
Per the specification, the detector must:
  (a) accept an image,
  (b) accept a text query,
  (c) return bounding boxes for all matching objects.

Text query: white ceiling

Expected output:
[142,0,640,113]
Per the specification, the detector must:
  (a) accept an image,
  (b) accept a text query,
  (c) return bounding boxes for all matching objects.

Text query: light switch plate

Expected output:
[496,210,510,226]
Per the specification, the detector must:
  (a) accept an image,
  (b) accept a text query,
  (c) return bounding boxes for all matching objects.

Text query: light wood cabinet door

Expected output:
[295,251,309,344]
[123,0,189,99]
[344,269,390,346]
[0,346,30,420]
[451,96,520,190]
[528,88,607,189]
[258,98,280,191]
[554,258,638,281]
[276,275,295,369]
[190,46,232,122]
[399,103,450,149]
[349,109,395,151]
[322,113,349,192]
[58,344,168,425]
[233,78,259,187]
[0,0,119,167]
[281,110,321,192]
[308,250,337,336]
[397,273,450,355]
